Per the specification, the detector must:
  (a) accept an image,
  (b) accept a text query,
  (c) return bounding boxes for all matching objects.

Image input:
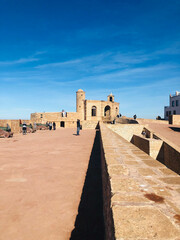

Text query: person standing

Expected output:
[133,114,137,120]
[49,122,52,130]
[77,119,80,136]
[53,122,56,130]
[33,122,37,131]
[22,122,27,135]
[6,123,11,132]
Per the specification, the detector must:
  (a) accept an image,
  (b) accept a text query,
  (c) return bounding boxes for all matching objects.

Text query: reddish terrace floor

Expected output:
[0,128,96,240]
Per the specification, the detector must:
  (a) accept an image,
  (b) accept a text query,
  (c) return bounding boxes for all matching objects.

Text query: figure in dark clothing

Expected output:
[133,114,137,120]
[22,122,27,135]
[49,122,52,130]
[6,123,11,132]
[53,122,56,130]
[77,119,80,135]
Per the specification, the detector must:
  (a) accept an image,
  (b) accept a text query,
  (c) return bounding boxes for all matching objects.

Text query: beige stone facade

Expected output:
[31,89,119,128]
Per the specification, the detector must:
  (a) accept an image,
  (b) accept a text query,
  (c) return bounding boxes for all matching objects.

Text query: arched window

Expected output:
[104,105,111,117]
[91,106,97,116]
[110,96,112,102]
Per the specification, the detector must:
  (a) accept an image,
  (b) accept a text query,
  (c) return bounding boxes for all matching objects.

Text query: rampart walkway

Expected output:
[100,123,180,239]
[0,128,96,240]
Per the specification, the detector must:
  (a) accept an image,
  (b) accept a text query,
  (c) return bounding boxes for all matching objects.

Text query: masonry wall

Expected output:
[157,142,180,175]
[108,124,180,175]
[0,119,29,133]
[30,112,80,127]
[131,135,163,159]
[99,123,180,239]
[169,115,180,125]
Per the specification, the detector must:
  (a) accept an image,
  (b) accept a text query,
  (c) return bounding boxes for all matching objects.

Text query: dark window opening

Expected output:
[40,114,43,118]
[92,106,97,116]
[60,121,65,127]
[176,100,179,106]
[169,111,171,115]
[173,110,176,115]
[104,105,111,117]
[110,96,112,102]
[166,111,169,117]
[172,101,174,107]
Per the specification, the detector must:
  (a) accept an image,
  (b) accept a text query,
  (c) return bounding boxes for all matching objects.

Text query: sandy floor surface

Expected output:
[0,128,95,240]
[146,123,180,147]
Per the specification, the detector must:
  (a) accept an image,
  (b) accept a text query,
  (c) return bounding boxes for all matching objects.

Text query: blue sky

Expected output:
[0,0,180,119]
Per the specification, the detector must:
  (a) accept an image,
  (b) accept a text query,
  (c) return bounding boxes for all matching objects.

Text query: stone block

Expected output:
[113,206,180,239]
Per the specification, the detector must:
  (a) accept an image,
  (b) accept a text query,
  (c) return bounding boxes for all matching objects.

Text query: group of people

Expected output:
[21,120,81,136]
[46,122,56,130]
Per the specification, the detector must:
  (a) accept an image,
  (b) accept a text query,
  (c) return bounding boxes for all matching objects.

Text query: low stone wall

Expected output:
[169,115,180,125]
[157,142,180,175]
[137,118,168,125]
[0,119,21,133]
[107,124,144,141]
[99,123,180,239]
[131,135,163,159]
[100,128,115,240]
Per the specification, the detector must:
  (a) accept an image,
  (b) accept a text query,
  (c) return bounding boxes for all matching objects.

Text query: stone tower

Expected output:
[107,93,114,102]
[76,89,85,120]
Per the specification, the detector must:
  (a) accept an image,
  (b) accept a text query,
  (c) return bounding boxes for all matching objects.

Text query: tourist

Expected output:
[49,122,52,130]
[142,130,146,137]
[46,121,49,127]
[22,122,27,135]
[33,122,37,131]
[77,119,80,135]
[6,123,11,132]
[53,122,56,130]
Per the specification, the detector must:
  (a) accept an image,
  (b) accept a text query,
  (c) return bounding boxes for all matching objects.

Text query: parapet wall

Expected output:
[108,124,180,175]
[99,123,180,239]
[169,115,180,125]
[0,119,29,133]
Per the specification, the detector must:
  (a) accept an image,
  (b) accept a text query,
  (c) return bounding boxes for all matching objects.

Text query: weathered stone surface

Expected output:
[143,160,165,167]
[159,177,180,185]
[138,168,156,176]
[111,178,141,192]
[112,194,151,203]
[108,165,129,176]
[113,206,180,239]
[159,168,178,176]
[124,160,139,165]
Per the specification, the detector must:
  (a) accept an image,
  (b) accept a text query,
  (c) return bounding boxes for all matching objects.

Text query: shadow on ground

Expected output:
[169,127,180,132]
[70,130,105,240]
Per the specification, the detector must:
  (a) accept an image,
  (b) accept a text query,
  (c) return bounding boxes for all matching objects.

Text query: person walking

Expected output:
[77,119,80,136]
[22,122,27,135]
[49,122,52,130]
[53,122,56,130]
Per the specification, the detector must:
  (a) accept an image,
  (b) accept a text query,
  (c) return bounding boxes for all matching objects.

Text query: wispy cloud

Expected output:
[0,57,39,65]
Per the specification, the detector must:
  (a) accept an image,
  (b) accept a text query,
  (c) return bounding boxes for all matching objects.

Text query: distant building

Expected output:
[164,91,180,120]
[31,89,119,128]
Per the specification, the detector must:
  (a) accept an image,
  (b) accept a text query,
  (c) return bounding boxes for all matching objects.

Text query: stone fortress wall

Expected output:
[100,123,180,239]
[30,89,119,128]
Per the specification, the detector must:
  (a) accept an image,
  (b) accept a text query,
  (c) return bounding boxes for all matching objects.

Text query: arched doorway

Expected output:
[91,106,97,116]
[60,121,65,127]
[104,105,111,117]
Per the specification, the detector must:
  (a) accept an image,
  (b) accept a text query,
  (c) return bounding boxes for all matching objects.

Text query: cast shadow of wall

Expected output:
[70,130,105,240]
